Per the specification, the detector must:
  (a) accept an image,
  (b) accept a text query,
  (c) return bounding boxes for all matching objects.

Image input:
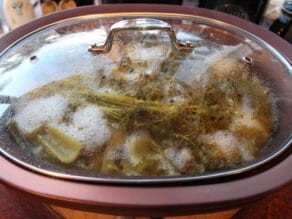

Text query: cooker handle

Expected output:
[88,18,195,53]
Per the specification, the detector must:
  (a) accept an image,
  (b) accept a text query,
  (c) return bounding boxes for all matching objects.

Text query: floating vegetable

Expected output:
[36,126,83,164]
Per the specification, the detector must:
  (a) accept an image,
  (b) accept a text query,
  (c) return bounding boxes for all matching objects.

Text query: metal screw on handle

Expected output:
[88,18,195,54]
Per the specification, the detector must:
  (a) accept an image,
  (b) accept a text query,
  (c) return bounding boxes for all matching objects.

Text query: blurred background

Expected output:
[0,0,291,43]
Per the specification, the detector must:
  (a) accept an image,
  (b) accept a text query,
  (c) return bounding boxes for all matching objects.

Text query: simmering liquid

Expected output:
[8,44,276,176]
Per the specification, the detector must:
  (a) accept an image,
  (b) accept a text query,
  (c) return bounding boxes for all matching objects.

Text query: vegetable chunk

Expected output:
[37,126,83,164]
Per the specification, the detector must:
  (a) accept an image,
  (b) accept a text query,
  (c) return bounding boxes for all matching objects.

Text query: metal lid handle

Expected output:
[88,18,195,54]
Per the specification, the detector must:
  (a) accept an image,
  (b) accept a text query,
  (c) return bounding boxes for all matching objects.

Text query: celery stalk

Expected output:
[37,126,83,164]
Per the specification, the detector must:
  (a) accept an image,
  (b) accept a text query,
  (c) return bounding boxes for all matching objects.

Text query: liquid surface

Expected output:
[8,43,276,176]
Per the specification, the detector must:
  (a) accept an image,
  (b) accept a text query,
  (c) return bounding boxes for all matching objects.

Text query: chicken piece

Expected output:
[102,131,177,176]
[199,130,254,165]
[231,95,265,129]
[208,57,249,81]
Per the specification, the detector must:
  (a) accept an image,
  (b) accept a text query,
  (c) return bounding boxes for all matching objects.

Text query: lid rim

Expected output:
[0,4,291,184]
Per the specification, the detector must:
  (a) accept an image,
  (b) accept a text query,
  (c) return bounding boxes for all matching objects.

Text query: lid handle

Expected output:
[88,18,195,54]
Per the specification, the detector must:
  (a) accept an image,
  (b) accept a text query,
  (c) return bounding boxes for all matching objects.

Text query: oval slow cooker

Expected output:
[0,4,291,216]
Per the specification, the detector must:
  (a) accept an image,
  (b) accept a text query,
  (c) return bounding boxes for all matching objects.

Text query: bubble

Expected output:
[13,95,69,134]
[53,105,112,153]
[164,147,192,170]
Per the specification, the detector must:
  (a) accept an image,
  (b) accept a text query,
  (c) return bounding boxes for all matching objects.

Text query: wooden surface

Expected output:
[0,183,59,219]
[232,183,292,219]
[1,183,291,219]
[51,206,238,219]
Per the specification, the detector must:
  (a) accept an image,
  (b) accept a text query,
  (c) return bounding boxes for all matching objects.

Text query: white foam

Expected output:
[97,87,116,94]
[106,146,128,160]
[164,147,193,170]
[123,73,140,82]
[54,105,112,153]
[161,159,177,175]
[230,95,264,133]
[13,95,69,134]
[199,131,254,162]
[127,44,170,75]
[128,44,169,62]
[163,82,186,103]
[239,146,254,162]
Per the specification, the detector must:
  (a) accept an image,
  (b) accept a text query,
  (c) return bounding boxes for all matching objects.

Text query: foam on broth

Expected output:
[8,45,276,176]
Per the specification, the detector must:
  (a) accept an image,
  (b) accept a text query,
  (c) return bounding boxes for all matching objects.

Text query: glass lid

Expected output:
[0,14,291,184]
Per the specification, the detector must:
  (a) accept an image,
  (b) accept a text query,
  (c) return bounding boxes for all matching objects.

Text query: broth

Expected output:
[8,48,276,176]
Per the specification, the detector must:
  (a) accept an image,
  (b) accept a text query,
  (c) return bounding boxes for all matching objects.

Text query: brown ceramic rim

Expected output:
[0,11,291,184]
[0,5,291,216]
